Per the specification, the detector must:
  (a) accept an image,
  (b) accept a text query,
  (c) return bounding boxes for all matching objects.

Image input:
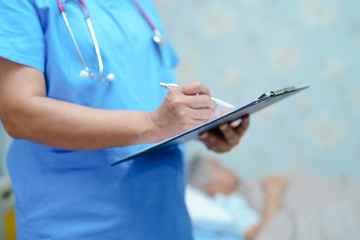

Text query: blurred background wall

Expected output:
[155,0,360,180]
[0,125,11,177]
[0,0,359,180]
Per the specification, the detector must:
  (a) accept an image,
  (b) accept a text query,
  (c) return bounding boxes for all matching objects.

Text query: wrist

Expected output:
[119,111,165,145]
[145,110,169,143]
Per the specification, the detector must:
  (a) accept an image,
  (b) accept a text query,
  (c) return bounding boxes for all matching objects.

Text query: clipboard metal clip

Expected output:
[258,86,296,99]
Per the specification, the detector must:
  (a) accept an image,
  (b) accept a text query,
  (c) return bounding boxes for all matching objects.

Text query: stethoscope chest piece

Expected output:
[153,29,167,48]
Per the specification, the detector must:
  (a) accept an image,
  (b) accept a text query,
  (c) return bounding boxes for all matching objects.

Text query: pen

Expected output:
[160,82,235,109]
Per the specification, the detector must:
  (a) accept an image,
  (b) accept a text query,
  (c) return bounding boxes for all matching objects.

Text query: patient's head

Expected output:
[188,155,240,196]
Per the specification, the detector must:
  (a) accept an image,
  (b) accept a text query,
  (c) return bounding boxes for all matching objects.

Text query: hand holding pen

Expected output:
[158,81,249,153]
[150,81,217,140]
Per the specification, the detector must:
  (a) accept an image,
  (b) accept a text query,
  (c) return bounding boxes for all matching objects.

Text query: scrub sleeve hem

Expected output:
[0,48,44,73]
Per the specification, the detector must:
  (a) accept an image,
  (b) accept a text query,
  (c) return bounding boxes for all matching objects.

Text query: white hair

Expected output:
[187,155,215,189]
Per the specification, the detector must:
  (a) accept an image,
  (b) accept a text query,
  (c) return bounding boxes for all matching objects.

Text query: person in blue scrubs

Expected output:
[0,0,250,239]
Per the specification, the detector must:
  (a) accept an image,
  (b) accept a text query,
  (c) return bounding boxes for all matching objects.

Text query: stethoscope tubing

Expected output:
[57,0,166,81]
[131,0,167,47]
[58,0,107,81]
[131,0,156,31]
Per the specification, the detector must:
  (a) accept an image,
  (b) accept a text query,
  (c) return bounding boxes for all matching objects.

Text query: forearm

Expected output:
[3,96,160,150]
[0,58,216,150]
[245,191,283,240]
[261,194,282,223]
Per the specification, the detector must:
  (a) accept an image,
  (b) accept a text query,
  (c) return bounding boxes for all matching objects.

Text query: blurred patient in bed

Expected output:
[186,155,360,240]
[186,155,286,240]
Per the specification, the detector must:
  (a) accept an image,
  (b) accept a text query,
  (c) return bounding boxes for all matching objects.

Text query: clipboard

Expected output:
[112,85,309,166]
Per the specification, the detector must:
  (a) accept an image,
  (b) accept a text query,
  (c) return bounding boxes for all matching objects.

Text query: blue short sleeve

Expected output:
[0,0,45,72]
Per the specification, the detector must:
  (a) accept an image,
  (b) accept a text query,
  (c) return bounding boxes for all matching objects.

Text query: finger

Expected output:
[199,131,231,153]
[185,94,217,110]
[235,115,250,137]
[166,88,215,111]
[199,131,219,144]
[203,140,231,153]
[199,132,216,149]
[187,107,215,121]
[229,119,241,128]
[230,115,249,128]
[219,123,239,146]
[180,81,212,97]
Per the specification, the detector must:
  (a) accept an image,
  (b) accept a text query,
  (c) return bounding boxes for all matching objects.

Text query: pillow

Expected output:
[185,185,233,234]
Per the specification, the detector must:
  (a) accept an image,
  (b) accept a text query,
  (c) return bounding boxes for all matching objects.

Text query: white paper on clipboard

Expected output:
[111,85,309,166]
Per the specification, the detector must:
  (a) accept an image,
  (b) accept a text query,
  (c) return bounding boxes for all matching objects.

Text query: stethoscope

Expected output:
[57,0,167,82]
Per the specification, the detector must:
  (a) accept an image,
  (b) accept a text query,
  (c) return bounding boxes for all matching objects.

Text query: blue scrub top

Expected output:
[0,0,193,239]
